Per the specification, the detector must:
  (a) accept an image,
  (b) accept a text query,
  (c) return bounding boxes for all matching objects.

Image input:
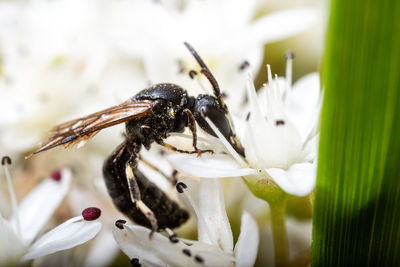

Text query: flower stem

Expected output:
[270,199,289,267]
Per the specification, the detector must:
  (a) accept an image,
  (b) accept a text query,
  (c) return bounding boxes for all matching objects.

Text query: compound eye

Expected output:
[200,106,232,139]
[194,95,233,139]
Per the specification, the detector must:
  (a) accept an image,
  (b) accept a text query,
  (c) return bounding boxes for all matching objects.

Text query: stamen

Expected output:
[130,258,141,267]
[194,255,204,264]
[276,120,285,126]
[189,70,197,79]
[165,227,179,243]
[82,207,101,221]
[239,60,250,72]
[115,219,126,230]
[246,112,251,121]
[285,51,295,96]
[267,64,273,86]
[2,156,21,236]
[178,184,218,247]
[175,182,187,194]
[204,117,246,167]
[51,170,62,182]
[182,248,192,257]
[1,156,11,165]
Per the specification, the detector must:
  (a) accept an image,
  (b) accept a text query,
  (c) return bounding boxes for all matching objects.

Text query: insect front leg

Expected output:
[125,159,158,237]
[183,108,214,156]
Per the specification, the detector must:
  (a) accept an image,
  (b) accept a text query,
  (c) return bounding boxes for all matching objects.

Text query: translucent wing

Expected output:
[32,99,153,154]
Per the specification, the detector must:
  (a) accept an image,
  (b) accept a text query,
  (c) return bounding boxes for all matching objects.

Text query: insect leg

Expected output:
[160,142,213,157]
[125,160,158,237]
[139,154,177,184]
[183,108,214,156]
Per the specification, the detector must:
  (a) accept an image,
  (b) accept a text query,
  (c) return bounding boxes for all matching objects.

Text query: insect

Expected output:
[32,42,245,234]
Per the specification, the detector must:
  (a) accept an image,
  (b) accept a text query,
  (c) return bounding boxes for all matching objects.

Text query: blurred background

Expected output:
[0,0,323,266]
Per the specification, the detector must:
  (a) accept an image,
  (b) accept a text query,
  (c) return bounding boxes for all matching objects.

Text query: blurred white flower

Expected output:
[169,56,321,196]
[107,0,319,110]
[112,179,259,267]
[0,162,101,265]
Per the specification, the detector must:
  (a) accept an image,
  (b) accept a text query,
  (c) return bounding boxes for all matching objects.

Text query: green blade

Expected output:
[312,0,400,266]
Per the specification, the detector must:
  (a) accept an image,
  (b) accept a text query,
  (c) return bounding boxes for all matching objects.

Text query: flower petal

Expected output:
[112,224,188,267]
[112,224,233,267]
[265,162,316,196]
[168,154,257,178]
[0,214,26,266]
[21,216,101,262]
[10,169,72,245]
[250,8,319,44]
[285,73,321,139]
[234,212,259,267]
[198,179,233,253]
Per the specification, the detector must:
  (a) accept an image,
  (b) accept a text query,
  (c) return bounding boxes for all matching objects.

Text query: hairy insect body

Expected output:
[125,83,194,149]
[103,142,189,229]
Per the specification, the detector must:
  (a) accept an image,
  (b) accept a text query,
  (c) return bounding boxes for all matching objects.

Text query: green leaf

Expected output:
[312,0,400,266]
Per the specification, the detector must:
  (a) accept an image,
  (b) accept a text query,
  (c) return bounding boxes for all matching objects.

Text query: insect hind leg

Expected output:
[125,161,158,237]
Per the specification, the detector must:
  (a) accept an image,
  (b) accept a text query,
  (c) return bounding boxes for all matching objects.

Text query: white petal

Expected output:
[250,8,319,44]
[168,154,257,178]
[11,169,72,245]
[285,73,321,139]
[198,179,233,253]
[112,224,188,267]
[234,212,259,267]
[265,162,316,196]
[112,224,233,267]
[83,225,120,267]
[0,214,26,266]
[21,216,101,262]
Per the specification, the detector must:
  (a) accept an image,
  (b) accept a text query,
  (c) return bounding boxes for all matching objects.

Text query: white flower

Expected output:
[112,179,259,267]
[0,161,102,265]
[168,56,321,196]
[107,0,319,110]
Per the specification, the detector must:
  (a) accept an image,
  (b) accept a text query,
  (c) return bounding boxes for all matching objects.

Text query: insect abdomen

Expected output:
[103,142,189,230]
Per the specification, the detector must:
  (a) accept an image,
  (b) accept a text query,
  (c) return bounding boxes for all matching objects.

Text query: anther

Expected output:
[239,60,250,71]
[1,156,11,165]
[285,51,295,60]
[194,255,204,264]
[130,258,141,267]
[169,233,179,243]
[246,112,251,121]
[115,219,126,229]
[82,207,101,221]
[275,120,285,126]
[182,249,192,257]
[189,70,198,79]
[51,170,62,182]
[176,182,187,193]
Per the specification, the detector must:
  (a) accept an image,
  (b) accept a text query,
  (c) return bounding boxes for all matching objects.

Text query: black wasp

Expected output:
[32,42,245,234]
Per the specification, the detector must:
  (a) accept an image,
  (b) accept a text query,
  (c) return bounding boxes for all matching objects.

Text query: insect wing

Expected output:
[33,99,153,154]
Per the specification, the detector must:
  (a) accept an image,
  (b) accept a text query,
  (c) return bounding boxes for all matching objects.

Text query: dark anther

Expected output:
[130,258,141,267]
[51,170,62,182]
[1,156,12,165]
[220,92,228,99]
[169,233,179,243]
[239,60,250,71]
[182,249,192,257]
[189,70,197,79]
[246,112,251,121]
[275,120,285,126]
[176,182,187,193]
[194,255,204,264]
[82,207,101,221]
[115,219,127,229]
[285,51,295,60]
